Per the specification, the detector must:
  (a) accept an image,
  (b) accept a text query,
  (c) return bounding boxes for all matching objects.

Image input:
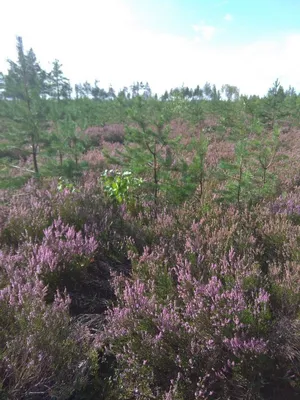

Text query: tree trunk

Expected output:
[263,167,267,184]
[237,163,243,205]
[153,150,158,218]
[59,151,63,166]
[32,144,39,174]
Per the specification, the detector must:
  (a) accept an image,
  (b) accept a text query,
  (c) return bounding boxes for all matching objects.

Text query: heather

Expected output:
[1,39,300,399]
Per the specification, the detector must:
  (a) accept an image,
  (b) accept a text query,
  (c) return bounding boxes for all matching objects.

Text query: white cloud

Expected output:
[224,13,233,21]
[1,0,300,97]
[192,24,217,40]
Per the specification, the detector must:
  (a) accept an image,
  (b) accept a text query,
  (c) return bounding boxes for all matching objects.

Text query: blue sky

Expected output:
[1,0,300,96]
[130,0,300,40]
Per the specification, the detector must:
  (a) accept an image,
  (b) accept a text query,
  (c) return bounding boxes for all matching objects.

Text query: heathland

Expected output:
[1,37,300,399]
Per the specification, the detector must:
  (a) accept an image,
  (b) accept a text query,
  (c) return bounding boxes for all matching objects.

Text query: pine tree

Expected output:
[47,113,73,166]
[0,73,4,100]
[248,123,283,199]
[218,139,254,206]
[107,96,179,216]
[2,37,48,174]
[261,79,287,128]
[48,60,72,101]
[185,136,208,200]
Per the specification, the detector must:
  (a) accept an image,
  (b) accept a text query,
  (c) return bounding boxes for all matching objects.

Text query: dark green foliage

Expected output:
[260,79,287,128]
[48,60,72,100]
[179,135,208,202]
[2,37,50,174]
[218,139,254,205]
[106,95,182,213]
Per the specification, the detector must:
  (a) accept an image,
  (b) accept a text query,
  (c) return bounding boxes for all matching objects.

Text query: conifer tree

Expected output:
[251,124,280,185]
[48,60,72,101]
[2,36,47,174]
[218,139,254,206]
[108,96,179,215]
[0,73,4,100]
[185,136,208,200]
[261,79,286,128]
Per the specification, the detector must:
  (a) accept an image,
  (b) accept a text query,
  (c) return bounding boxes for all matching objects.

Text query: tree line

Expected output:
[0,36,299,186]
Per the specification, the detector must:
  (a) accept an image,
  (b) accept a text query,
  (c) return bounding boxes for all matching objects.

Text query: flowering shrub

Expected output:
[0,283,97,399]
[0,176,129,248]
[99,249,275,399]
[0,179,77,246]
[1,125,300,399]
[96,199,300,399]
[0,231,97,399]
[270,189,300,226]
[81,148,106,170]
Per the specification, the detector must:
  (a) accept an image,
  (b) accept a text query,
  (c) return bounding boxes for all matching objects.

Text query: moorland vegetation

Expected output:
[1,37,300,399]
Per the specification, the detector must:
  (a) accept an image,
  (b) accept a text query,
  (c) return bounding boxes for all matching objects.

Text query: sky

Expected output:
[1,0,300,96]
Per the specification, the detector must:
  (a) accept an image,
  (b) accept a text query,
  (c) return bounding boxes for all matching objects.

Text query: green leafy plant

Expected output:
[101,169,143,205]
